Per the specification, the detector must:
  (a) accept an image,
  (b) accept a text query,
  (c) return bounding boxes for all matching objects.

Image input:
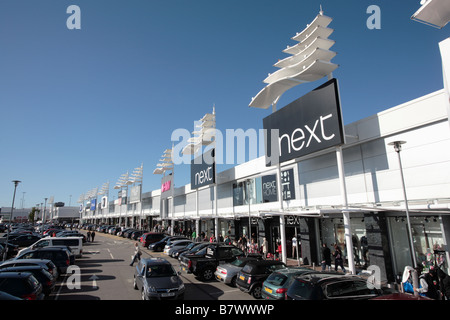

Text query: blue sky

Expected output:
[0,0,447,209]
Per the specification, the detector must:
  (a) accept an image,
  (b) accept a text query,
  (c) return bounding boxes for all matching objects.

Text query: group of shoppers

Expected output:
[320,243,346,273]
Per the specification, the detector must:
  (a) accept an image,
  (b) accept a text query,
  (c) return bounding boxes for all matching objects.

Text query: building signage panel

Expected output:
[262,174,277,203]
[129,185,141,204]
[263,78,344,166]
[161,174,174,199]
[281,168,295,200]
[90,199,97,211]
[191,148,215,189]
[101,196,108,209]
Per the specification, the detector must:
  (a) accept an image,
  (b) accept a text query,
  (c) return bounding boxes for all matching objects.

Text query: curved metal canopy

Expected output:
[249,11,338,110]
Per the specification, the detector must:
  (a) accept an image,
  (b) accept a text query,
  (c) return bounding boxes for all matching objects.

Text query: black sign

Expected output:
[263,78,344,166]
[262,174,277,203]
[281,169,295,200]
[191,148,215,189]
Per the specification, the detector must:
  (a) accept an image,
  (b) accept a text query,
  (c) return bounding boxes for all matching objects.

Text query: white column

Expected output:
[336,146,355,274]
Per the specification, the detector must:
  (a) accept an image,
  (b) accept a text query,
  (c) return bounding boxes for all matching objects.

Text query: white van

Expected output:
[17,237,83,258]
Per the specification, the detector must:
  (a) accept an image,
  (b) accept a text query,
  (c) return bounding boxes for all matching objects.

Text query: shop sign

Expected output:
[285,215,301,226]
[191,148,215,189]
[90,199,97,211]
[262,174,277,203]
[263,78,344,166]
[161,174,174,199]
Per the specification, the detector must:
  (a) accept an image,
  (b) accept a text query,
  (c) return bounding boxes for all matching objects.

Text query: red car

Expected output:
[140,232,166,248]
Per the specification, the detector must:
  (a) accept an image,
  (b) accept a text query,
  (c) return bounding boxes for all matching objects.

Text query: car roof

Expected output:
[275,267,312,274]
[1,259,52,265]
[0,271,34,278]
[295,273,361,285]
[171,239,192,244]
[246,260,285,266]
[0,265,44,271]
[141,258,171,266]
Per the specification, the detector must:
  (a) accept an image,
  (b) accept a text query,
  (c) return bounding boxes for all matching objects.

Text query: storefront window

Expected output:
[388,216,446,274]
[320,217,368,266]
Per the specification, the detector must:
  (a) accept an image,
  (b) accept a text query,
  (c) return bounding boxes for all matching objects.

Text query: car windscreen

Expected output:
[146,264,177,278]
[231,259,248,267]
[288,279,315,300]
[266,272,288,286]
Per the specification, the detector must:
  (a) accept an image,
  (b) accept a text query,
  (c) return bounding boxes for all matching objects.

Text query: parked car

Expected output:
[261,267,322,300]
[215,256,262,287]
[15,247,72,274]
[149,236,187,252]
[0,243,19,260]
[0,265,56,296]
[285,273,383,300]
[170,241,201,258]
[18,236,83,258]
[0,258,58,279]
[131,230,145,241]
[0,290,23,300]
[164,239,193,256]
[177,242,211,261]
[371,292,433,300]
[181,243,247,281]
[236,260,286,299]
[133,258,185,300]
[140,233,167,248]
[0,272,45,300]
[8,234,41,247]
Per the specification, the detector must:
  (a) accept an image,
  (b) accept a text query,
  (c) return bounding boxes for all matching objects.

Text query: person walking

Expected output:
[262,237,268,259]
[87,230,91,242]
[438,268,450,300]
[91,230,96,242]
[333,244,346,273]
[321,243,332,271]
[130,242,142,266]
[414,267,439,299]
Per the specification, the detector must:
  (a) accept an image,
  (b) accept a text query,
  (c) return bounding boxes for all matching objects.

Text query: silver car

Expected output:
[133,258,185,300]
[215,257,261,287]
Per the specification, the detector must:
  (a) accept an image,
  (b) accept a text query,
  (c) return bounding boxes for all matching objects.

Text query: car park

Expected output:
[133,258,185,300]
[215,256,262,287]
[236,260,286,299]
[285,273,383,300]
[0,272,45,300]
[15,247,72,274]
[0,265,56,296]
[261,267,320,300]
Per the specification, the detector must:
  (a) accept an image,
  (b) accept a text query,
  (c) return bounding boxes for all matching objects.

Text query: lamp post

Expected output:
[4,180,21,260]
[388,140,417,268]
[42,198,48,235]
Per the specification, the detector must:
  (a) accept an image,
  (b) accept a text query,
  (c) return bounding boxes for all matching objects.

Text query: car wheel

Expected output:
[133,276,138,290]
[202,268,214,281]
[231,276,237,287]
[141,289,147,300]
[251,285,262,299]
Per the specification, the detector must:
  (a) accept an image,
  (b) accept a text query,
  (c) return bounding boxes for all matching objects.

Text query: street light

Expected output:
[388,140,418,268]
[4,180,21,260]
